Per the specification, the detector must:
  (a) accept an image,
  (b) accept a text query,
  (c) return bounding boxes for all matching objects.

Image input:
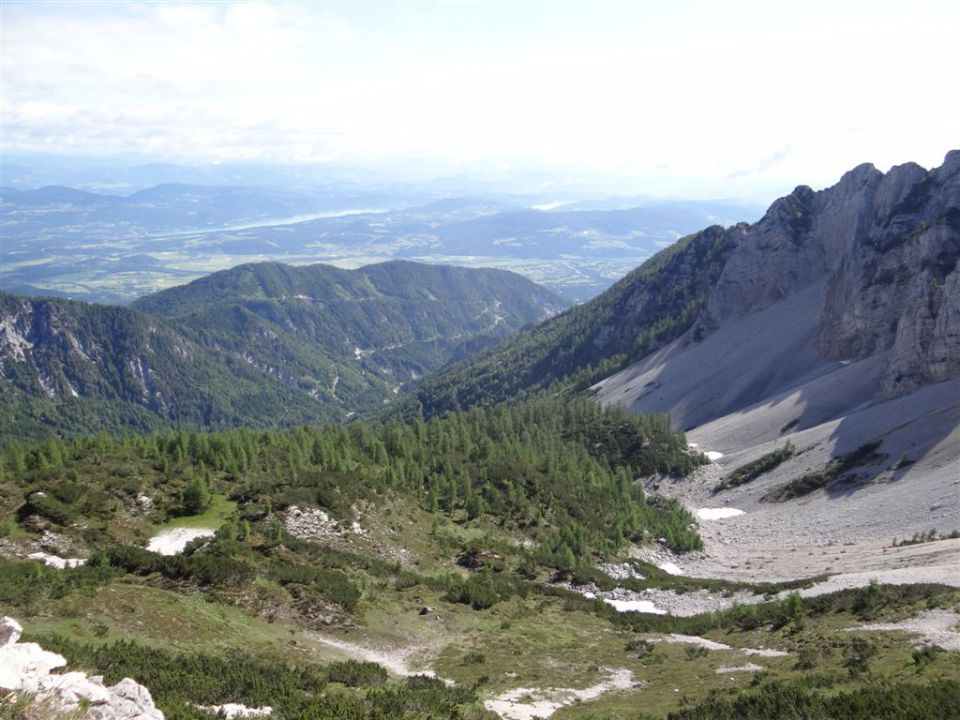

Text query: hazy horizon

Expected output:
[3,1,958,204]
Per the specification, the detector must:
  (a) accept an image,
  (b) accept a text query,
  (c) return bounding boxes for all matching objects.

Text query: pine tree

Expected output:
[182,474,211,515]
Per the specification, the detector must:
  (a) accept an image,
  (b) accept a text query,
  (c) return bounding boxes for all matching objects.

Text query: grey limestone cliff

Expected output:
[701,150,959,398]
[595,150,959,428]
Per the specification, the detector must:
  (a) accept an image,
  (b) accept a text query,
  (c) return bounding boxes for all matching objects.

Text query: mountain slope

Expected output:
[0,292,327,440]
[593,151,959,423]
[0,261,564,440]
[133,260,565,411]
[394,223,744,418]
[399,152,959,550]
[405,151,958,423]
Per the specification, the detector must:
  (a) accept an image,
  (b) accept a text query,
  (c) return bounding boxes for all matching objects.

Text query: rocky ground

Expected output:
[649,447,960,592]
[0,617,163,720]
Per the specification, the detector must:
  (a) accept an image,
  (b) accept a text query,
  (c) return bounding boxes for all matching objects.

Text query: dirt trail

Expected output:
[847,609,960,651]
[310,633,440,678]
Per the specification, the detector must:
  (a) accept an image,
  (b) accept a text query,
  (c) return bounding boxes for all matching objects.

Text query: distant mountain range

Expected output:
[0,261,564,441]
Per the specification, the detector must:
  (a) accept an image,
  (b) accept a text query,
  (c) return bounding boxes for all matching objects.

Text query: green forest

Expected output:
[0,260,562,442]
[2,395,957,719]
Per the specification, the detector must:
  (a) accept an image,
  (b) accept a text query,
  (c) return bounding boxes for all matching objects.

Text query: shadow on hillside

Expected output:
[812,380,959,500]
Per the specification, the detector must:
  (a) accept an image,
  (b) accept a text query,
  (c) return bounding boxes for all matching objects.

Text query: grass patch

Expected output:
[152,493,236,531]
[21,581,305,654]
[893,528,960,547]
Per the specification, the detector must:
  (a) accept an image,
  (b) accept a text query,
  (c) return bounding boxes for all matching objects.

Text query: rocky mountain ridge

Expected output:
[694,150,958,398]
[405,151,958,425]
[596,150,959,425]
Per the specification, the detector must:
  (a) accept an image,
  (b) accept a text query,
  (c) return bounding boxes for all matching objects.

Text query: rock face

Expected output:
[0,616,164,720]
[595,150,960,427]
[698,150,960,397]
[591,152,959,549]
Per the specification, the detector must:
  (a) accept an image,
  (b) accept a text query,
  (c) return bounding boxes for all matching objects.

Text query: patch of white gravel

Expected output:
[648,634,731,651]
[742,647,790,657]
[311,634,439,679]
[703,451,725,461]
[658,561,685,576]
[199,703,272,718]
[146,528,215,556]
[484,668,635,720]
[27,552,86,569]
[846,610,960,651]
[646,634,788,657]
[716,663,764,674]
[695,507,744,520]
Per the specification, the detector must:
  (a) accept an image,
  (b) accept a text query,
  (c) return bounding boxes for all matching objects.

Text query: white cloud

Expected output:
[2,0,958,198]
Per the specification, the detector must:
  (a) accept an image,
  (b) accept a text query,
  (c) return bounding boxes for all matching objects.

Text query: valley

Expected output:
[2,402,957,719]
[0,184,760,304]
[0,261,565,441]
[4,2,958,718]
[1,152,958,720]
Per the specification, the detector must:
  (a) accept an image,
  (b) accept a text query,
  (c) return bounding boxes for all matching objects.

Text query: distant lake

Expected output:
[151,207,387,238]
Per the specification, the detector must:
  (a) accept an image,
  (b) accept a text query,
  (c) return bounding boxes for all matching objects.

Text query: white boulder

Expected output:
[0,615,164,719]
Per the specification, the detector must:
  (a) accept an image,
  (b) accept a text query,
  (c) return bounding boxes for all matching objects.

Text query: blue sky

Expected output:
[2,0,958,200]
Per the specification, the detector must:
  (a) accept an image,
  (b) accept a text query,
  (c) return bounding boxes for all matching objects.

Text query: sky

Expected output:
[2,0,959,201]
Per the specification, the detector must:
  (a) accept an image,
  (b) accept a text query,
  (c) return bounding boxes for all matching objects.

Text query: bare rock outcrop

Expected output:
[0,616,164,720]
[700,150,959,398]
[599,150,959,429]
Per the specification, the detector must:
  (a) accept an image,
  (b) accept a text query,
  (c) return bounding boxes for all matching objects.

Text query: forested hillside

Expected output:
[0,398,704,563]
[0,292,324,440]
[390,225,741,419]
[0,261,563,441]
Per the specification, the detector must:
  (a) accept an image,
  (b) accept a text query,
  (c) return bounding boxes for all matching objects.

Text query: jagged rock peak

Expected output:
[835,161,883,193]
[939,148,960,176]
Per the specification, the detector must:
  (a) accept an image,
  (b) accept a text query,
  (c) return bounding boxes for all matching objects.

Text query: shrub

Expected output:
[180,474,211,515]
[912,644,944,670]
[842,637,876,678]
[462,651,486,665]
[763,441,885,502]
[715,443,795,493]
[327,660,388,687]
